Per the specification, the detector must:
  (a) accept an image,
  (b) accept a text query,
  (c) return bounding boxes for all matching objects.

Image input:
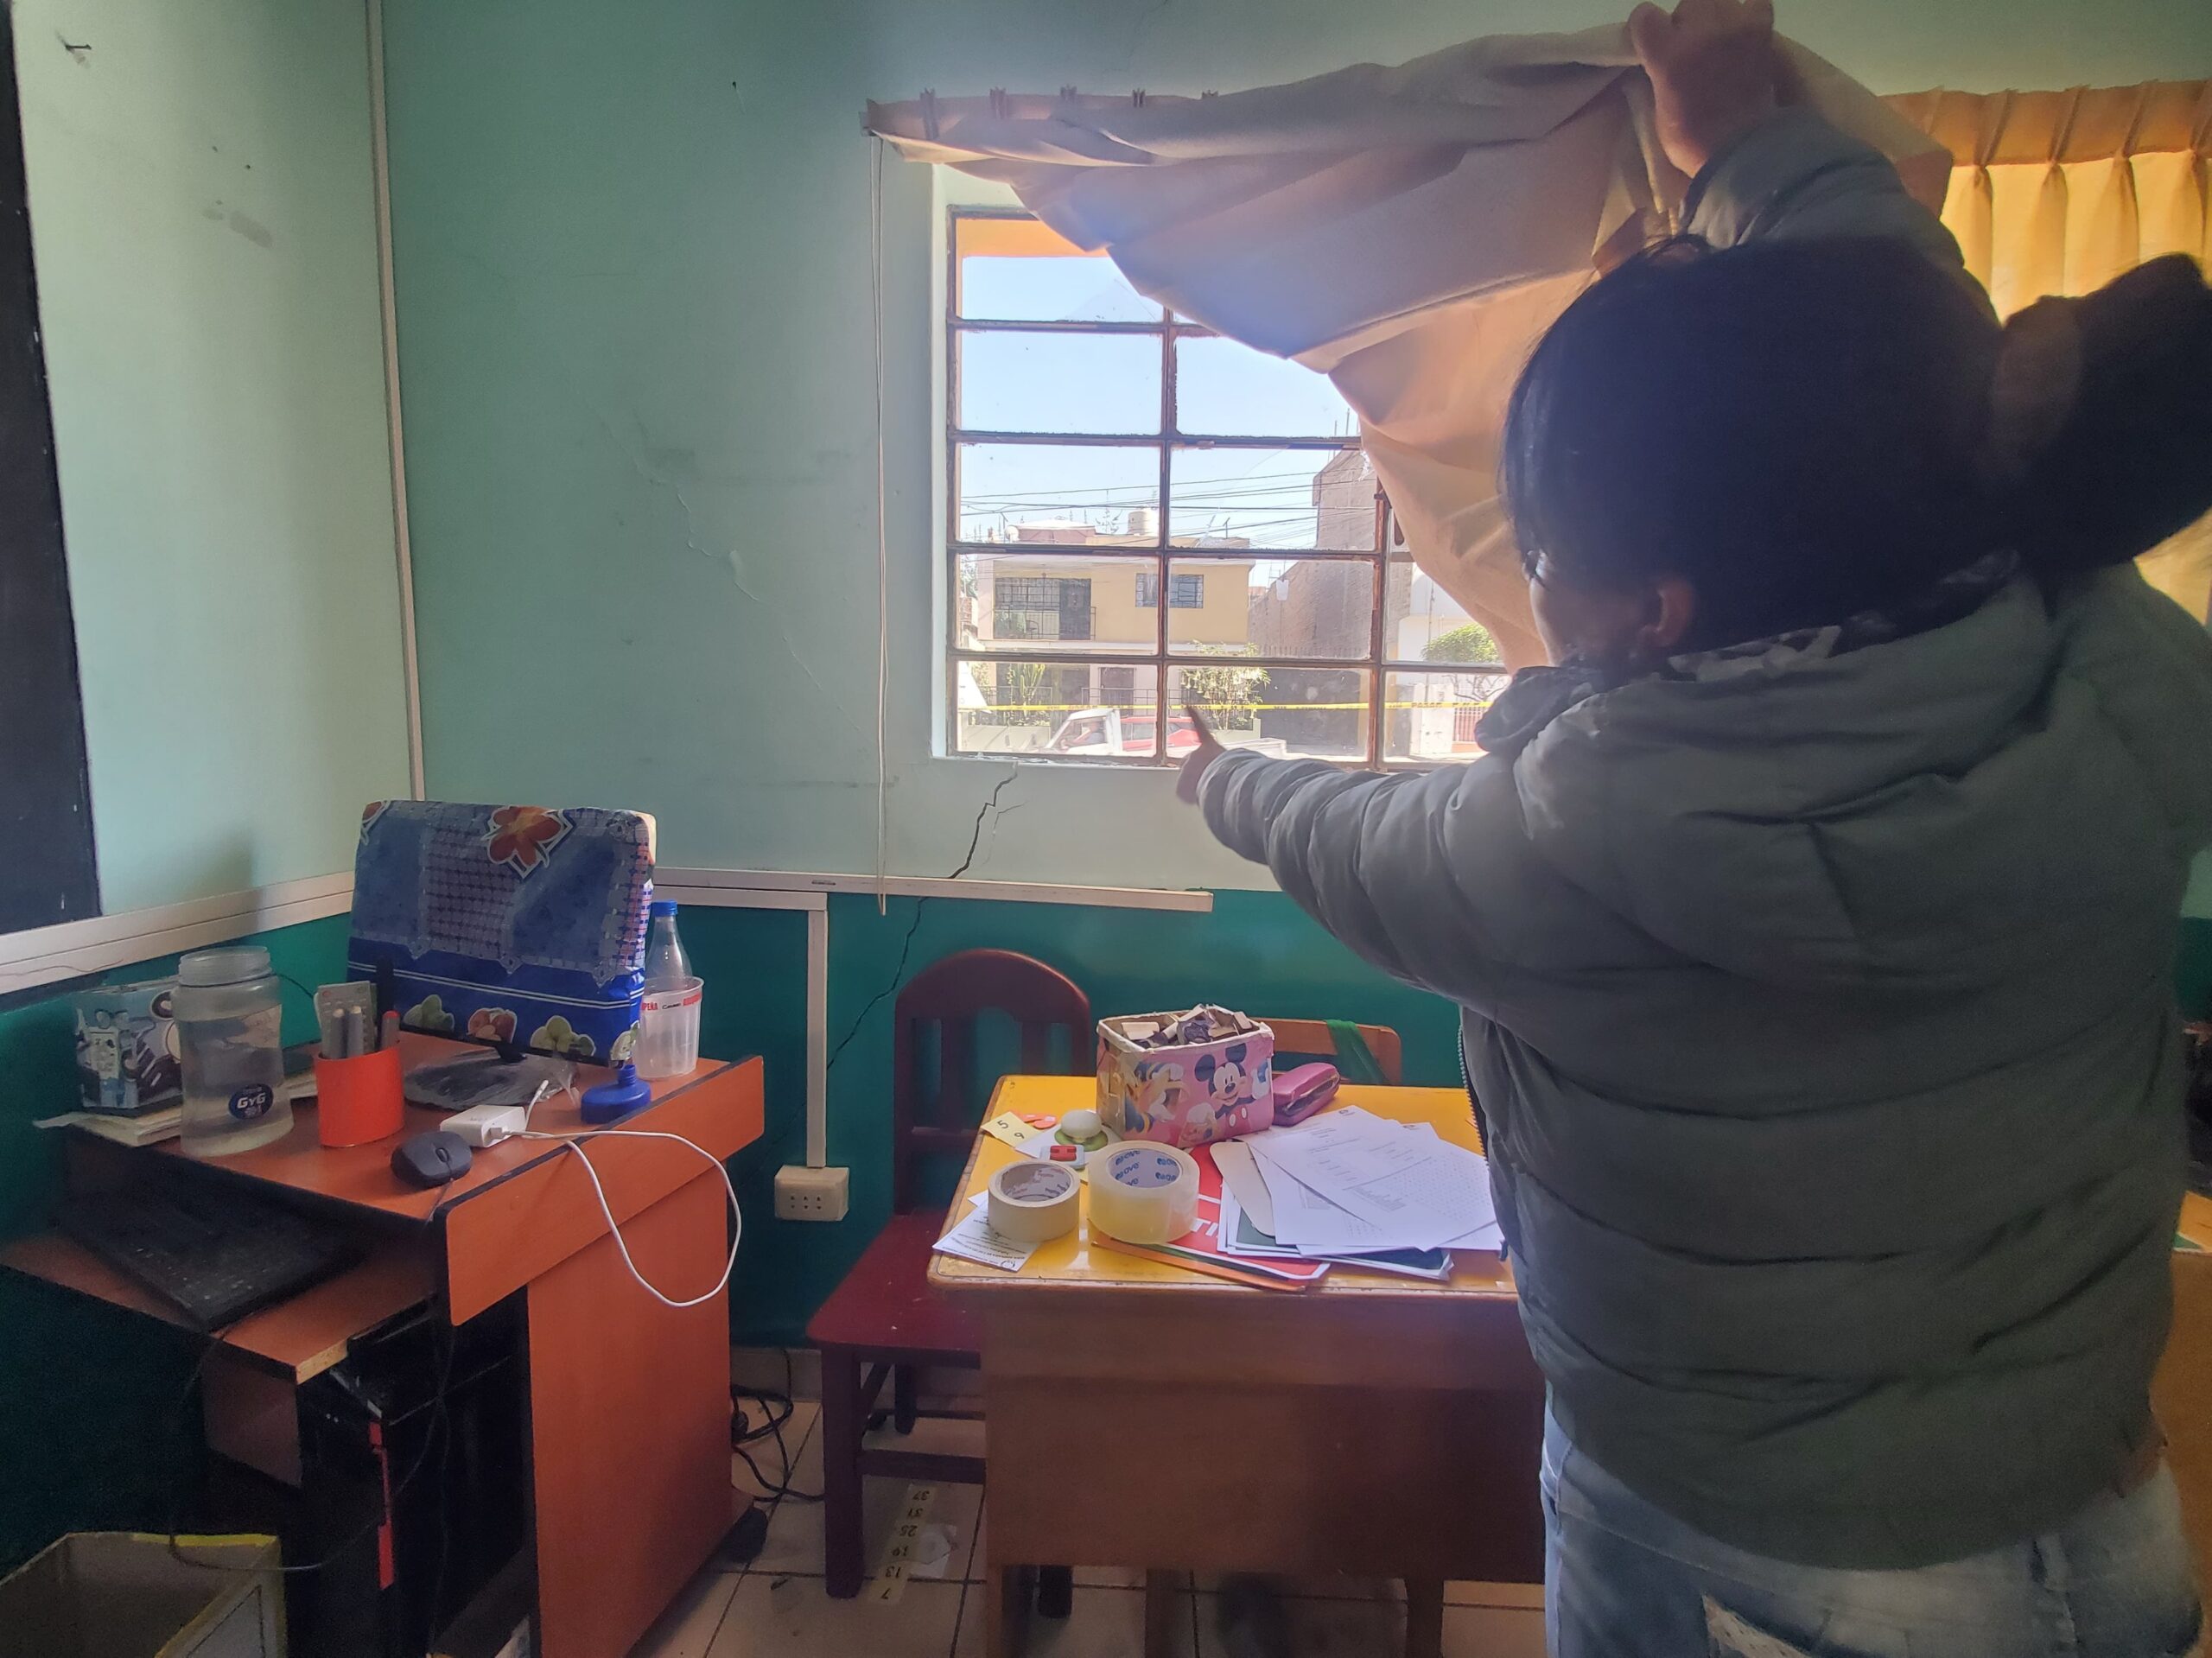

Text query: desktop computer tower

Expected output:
[203,1296,530,1658]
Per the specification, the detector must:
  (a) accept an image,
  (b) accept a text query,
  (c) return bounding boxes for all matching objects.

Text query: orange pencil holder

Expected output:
[315,1045,405,1147]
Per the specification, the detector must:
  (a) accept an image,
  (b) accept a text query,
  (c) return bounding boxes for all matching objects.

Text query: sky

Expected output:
[954,240,1363,581]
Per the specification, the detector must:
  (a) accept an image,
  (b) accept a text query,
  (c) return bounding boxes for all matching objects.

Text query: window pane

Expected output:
[1171,664,1368,763]
[1384,669,1510,763]
[1385,559,1506,666]
[1168,448,1374,549]
[1174,335,1357,438]
[955,216,1160,322]
[959,331,1161,435]
[1138,569,1211,611]
[1227,556,1374,659]
[956,443,1161,545]
[954,660,1160,758]
[956,554,1159,653]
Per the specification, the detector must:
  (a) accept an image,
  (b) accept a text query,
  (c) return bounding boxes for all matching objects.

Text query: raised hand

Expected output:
[1174,704,1230,805]
[1629,0,1783,179]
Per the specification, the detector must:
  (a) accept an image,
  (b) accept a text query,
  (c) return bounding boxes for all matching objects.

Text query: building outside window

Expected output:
[946,207,1504,765]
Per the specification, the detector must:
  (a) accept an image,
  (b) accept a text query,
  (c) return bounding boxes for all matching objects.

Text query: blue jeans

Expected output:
[1542,1407,2203,1657]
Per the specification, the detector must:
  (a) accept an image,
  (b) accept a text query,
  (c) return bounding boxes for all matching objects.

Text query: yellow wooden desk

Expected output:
[931,1076,1544,1658]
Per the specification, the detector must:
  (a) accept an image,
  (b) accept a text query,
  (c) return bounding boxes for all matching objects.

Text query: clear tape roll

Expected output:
[987,1161,1081,1242]
[1087,1141,1201,1245]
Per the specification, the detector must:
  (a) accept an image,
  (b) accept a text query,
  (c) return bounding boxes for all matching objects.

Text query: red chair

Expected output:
[806,949,1091,1599]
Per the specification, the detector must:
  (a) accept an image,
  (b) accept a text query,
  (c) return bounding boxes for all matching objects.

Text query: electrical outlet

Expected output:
[774,1164,850,1223]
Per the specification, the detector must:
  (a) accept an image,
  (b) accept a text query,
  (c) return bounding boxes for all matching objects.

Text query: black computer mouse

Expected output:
[391,1129,472,1189]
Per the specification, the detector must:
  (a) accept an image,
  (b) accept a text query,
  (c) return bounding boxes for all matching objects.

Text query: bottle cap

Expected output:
[177,945,273,988]
[582,1062,653,1124]
[651,899,678,918]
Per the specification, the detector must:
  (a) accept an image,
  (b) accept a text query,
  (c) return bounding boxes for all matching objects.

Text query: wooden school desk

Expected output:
[931,1075,1546,1658]
[1,1036,763,1658]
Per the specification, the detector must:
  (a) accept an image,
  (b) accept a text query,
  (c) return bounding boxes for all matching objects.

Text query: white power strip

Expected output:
[774,1165,850,1223]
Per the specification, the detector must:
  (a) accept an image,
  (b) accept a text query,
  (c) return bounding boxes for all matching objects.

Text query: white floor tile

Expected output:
[748,1403,983,1583]
[967,1504,1146,1588]
[705,1573,963,1656]
[627,1566,741,1658]
[952,1584,1200,1658]
[1443,1603,1548,1656]
[734,1400,820,1503]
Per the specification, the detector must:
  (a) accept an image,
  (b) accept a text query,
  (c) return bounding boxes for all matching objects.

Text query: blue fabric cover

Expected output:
[348,801,652,1063]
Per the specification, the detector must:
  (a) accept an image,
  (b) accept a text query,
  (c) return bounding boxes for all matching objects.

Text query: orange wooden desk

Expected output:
[2,1036,764,1658]
[931,1075,1544,1658]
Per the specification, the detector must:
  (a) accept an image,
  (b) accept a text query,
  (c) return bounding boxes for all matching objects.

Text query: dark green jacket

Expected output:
[1198,112,2212,1567]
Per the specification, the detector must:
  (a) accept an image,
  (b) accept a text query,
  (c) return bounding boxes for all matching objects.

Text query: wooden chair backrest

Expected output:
[892,950,1091,1213]
[1257,1018,1404,1086]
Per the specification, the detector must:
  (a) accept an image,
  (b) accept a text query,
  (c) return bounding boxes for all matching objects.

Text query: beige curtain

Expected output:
[1890,79,2212,620]
[868,25,1944,669]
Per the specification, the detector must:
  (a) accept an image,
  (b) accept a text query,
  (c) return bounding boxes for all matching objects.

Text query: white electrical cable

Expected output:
[519,1129,742,1311]
[869,135,891,918]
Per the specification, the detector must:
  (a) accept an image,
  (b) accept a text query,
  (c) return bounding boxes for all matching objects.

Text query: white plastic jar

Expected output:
[174,946,292,1157]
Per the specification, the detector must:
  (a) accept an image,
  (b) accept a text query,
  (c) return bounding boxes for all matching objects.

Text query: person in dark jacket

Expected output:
[1179,2,2212,1652]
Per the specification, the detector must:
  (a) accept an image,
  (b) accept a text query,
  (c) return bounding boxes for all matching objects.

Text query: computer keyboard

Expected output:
[55,1185,359,1329]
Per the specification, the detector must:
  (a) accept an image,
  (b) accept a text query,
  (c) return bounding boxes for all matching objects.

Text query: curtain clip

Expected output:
[920,87,940,141]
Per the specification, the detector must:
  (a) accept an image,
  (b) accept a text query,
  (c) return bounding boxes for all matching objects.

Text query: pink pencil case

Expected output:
[1272,1062,1338,1125]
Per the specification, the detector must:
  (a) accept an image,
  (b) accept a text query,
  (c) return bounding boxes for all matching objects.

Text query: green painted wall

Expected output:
[0,915,351,1570]
[12,0,410,915]
[378,0,2211,894]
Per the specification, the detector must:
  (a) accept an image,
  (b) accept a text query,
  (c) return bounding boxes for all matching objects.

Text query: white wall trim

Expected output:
[653,882,835,1168]
[0,873,356,994]
[658,866,1215,914]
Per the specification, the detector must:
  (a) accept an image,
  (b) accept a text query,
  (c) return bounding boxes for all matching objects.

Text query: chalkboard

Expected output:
[0,16,98,934]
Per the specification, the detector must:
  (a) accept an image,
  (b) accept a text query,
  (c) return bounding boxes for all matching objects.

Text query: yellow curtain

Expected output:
[1890,79,2212,620]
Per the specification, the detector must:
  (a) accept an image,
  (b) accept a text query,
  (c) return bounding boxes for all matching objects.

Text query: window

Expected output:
[946,208,1503,765]
[1135,572,1205,609]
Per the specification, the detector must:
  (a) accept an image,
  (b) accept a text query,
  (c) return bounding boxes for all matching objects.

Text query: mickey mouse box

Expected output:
[1096,1006,1274,1150]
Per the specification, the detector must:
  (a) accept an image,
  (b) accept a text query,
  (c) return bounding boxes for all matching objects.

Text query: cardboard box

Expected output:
[1096,1006,1274,1149]
[73,979,181,1115]
[0,1532,284,1658]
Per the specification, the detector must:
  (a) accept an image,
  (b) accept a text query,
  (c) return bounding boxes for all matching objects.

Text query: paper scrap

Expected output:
[931,1209,1037,1273]
[980,1111,1037,1147]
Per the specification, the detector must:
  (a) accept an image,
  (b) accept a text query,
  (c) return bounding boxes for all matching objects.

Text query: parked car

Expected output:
[1046,706,1202,759]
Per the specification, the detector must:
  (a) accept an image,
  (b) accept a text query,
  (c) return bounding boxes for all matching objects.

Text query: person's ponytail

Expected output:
[1985,254,2212,585]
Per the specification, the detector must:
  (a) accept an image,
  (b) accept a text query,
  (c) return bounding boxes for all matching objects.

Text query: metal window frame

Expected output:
[944,205,1470,769]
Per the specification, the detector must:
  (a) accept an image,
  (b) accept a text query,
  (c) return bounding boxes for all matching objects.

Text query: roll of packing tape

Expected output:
[987,1161,1081,1242]
[1088,1141,1201,1246]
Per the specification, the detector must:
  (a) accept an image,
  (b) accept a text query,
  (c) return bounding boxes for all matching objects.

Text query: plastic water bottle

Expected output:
[175,946,293,1157]
[644,899,692,989]
[636,899,702,1079]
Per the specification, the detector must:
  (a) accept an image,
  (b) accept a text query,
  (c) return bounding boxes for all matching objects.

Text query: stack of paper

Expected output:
[1217,1108,1503,1266]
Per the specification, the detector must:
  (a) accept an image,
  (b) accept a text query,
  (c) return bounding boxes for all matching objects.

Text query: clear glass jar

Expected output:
[174,945,291,1157]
